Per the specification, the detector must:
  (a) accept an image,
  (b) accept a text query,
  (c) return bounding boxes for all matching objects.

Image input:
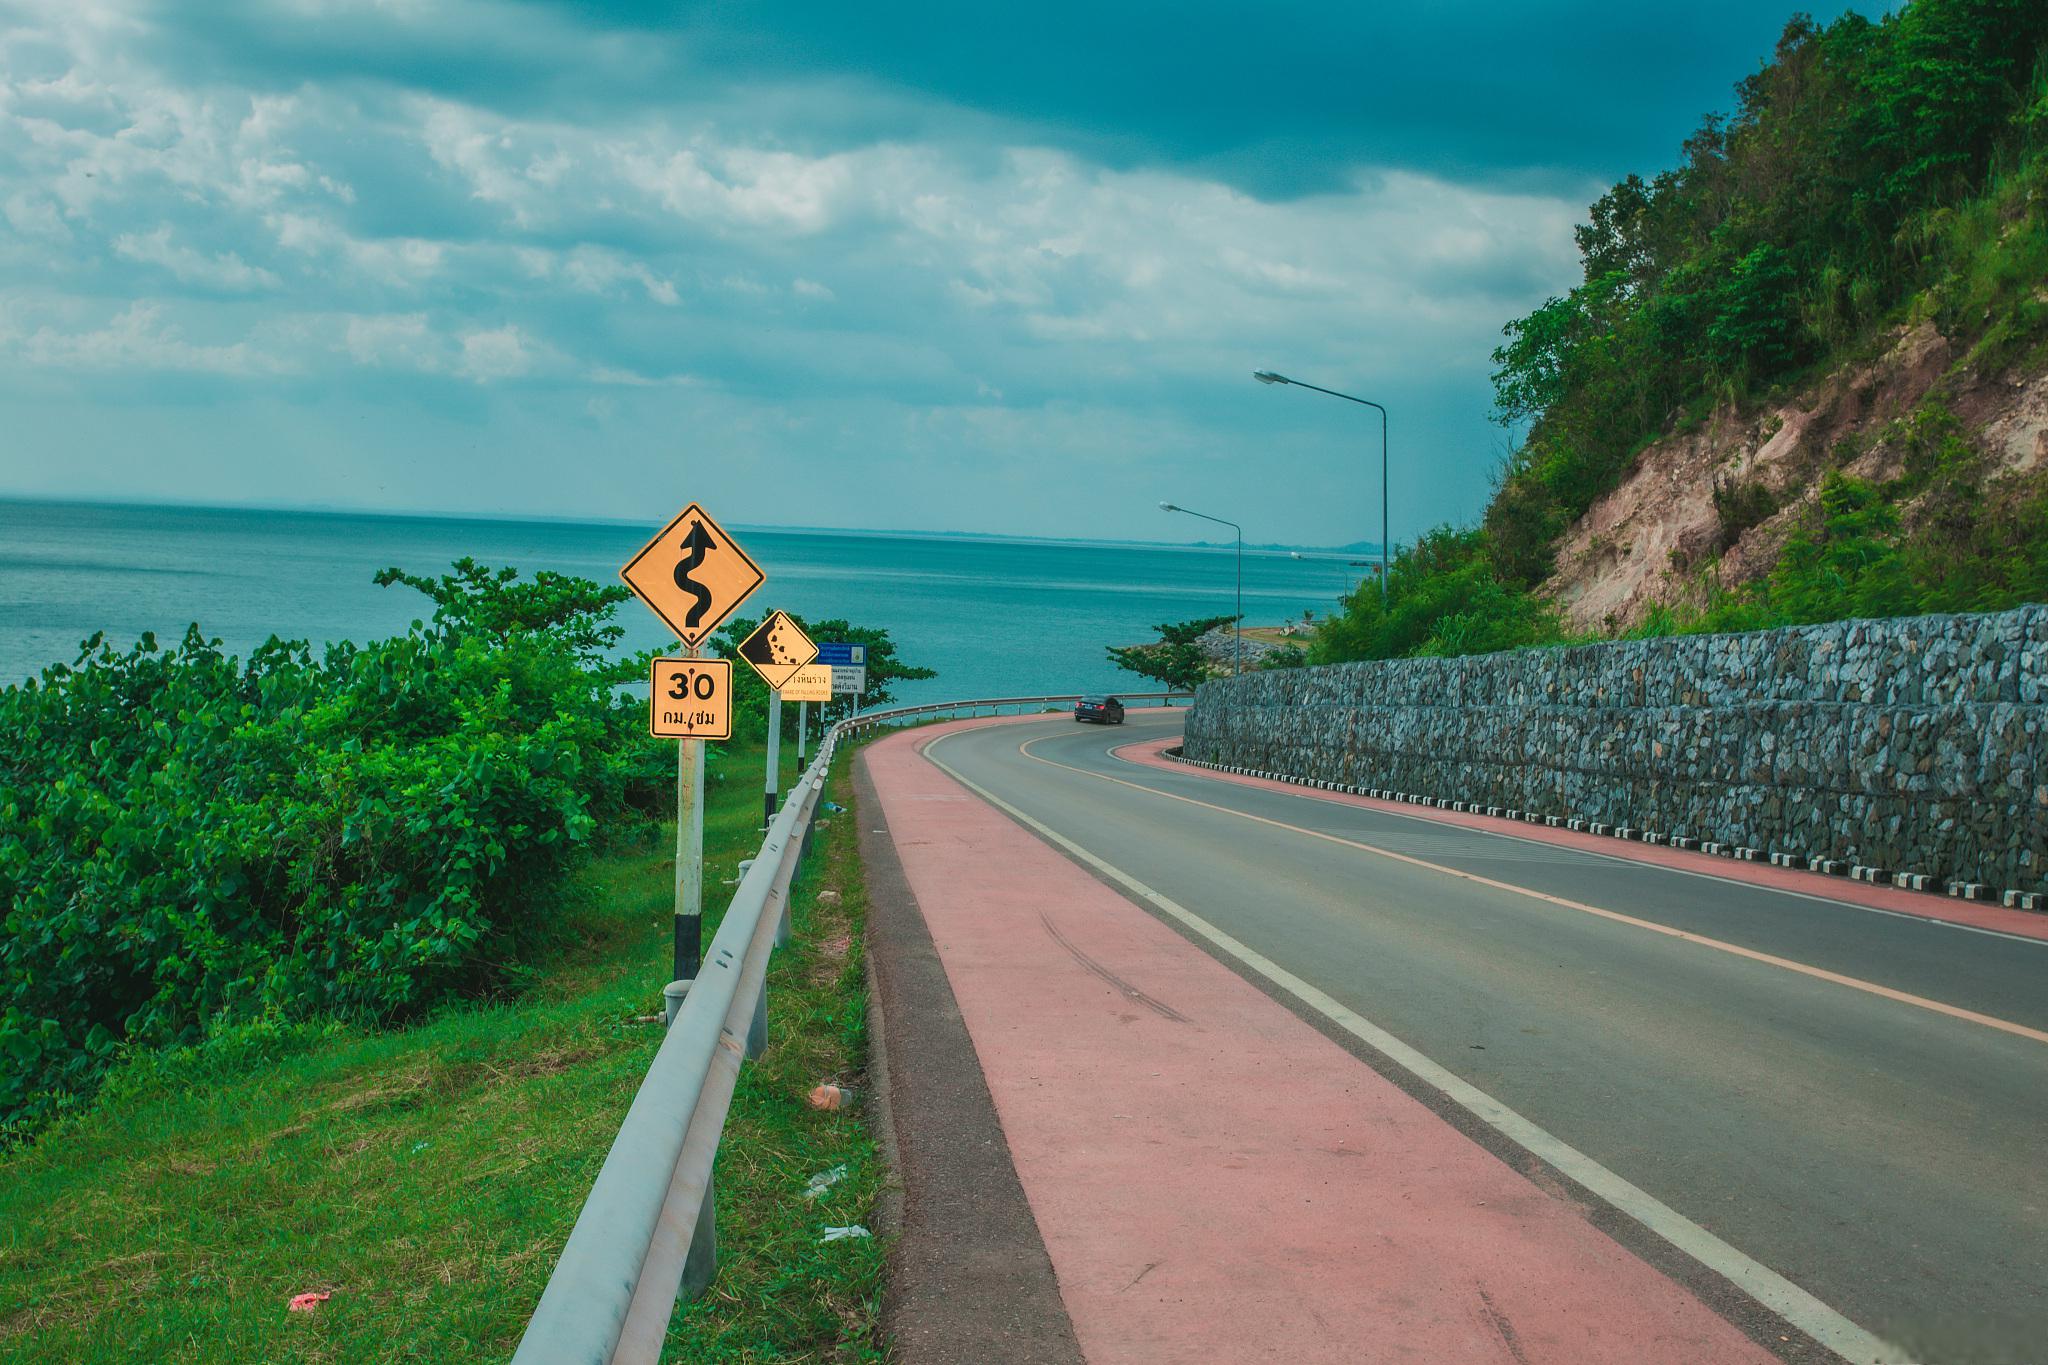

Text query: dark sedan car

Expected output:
[1074,694,1125,724]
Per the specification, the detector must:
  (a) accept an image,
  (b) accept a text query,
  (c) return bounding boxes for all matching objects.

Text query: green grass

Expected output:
[0,735,884,1364]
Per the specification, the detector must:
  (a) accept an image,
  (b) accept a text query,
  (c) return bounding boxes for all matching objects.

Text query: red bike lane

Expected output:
[861,717,1783,1365]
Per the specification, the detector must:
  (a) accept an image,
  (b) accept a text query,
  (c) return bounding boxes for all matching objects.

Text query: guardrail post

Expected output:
[681,1173,717,1302]
[747,985,768,1060]
[663,978,690,1025]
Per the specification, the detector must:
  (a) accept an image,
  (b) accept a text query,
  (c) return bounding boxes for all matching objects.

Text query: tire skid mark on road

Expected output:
[1019,732,2048,1051]
[1041,912,1191,1022]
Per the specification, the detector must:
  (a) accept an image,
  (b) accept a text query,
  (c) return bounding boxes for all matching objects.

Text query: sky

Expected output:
[0,0,1868,546]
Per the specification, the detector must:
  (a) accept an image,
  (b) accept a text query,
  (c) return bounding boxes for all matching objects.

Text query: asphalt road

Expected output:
[926,711,2048,1365]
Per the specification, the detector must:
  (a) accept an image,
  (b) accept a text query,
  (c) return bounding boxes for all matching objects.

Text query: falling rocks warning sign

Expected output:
[735,610,819,690]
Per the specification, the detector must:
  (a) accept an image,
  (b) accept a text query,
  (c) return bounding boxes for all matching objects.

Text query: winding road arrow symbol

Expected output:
[673,518,717,629]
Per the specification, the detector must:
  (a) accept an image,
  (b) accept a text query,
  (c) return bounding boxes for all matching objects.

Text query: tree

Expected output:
[1106,616,1234,690]
[1706,244,1805,377]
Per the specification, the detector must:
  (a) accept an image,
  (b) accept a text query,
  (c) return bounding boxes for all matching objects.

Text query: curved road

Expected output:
[923,710,2048,1365]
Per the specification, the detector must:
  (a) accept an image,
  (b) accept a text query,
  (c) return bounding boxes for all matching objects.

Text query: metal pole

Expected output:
[674,644,704,983]
[1159,502,1243,673]
[798,700,808,762]
[764,687,782,827]
[1252,372,1390,599]
[1378,403,1389,600]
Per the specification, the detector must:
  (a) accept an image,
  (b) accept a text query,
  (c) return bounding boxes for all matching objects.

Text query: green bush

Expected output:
[1108,615,1236,690]
[1313,528,1562,663]
[0,561,658,1136]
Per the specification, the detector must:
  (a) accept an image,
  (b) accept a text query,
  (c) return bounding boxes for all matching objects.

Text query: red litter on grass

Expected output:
[288,1291,331,1313]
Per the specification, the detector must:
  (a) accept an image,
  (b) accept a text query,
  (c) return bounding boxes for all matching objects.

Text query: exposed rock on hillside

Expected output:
[1545,324,2048,632]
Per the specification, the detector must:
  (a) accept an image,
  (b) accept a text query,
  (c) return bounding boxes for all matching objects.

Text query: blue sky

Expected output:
[0,0,1865,545]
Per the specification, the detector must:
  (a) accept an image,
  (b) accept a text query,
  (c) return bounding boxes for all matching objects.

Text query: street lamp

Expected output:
[1253,369,1390,600]
[1160,500,1242,675]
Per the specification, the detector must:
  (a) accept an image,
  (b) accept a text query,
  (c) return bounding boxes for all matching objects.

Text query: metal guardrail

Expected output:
[845,690,1191,731]
[510,689,1189,1365]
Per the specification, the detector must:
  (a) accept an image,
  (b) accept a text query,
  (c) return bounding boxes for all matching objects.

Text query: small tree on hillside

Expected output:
[1106,615,1234,690]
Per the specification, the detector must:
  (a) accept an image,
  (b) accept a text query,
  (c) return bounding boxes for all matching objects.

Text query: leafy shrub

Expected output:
[1108,616,1236,690]
[0,562,658,1135]
[1314,528,1562,663]
[1712,477,1779,548]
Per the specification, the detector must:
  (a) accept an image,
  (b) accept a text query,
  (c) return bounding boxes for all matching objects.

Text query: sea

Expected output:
[0,500,1357,704]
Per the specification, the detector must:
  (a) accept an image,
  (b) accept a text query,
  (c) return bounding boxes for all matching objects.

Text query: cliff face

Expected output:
[1543,324,2048,633]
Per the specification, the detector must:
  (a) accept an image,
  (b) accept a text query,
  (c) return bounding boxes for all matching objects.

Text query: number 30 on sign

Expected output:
[650,658,733,740]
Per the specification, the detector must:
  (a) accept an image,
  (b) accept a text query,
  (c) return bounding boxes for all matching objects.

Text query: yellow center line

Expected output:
[1009,729,2048,1049]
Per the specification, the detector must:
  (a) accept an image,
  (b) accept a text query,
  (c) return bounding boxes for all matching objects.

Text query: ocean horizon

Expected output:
[0,498,1355,702]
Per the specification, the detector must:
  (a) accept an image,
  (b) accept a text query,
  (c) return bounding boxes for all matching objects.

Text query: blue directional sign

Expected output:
[815,643,866,666]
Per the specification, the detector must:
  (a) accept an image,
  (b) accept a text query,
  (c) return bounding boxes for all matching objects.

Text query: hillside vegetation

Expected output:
[0,563,661,1137]
[1319,0,2048,663]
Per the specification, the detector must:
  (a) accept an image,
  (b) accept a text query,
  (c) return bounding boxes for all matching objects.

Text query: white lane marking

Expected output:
[1018,732,2048,1048]
[922,732,1913,1365]
[1105,729,2048,950]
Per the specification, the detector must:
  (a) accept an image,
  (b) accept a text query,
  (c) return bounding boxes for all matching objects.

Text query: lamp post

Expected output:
[1253,370,1390,600]
[1160,501,1242,675]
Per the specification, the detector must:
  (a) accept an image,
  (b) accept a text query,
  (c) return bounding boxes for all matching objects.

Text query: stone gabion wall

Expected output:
[1182,607,2047,895]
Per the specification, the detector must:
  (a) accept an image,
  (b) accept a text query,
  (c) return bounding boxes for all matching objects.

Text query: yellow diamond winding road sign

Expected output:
[736,610,818,690]
[649,657,733,740]
[620,502,764,649]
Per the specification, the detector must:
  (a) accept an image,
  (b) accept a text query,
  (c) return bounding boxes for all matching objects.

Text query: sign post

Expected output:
[781,664,831,762]
[621,505,763,985]
[817,643,867,722]
[764,688,782,830]
[736,611,819,828]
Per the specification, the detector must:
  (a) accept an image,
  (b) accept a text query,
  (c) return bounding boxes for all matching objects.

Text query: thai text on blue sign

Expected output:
[815,643,866,666]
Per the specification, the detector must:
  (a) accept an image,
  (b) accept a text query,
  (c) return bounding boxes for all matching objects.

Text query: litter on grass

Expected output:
[819,1225,870,1242]
[288,1291,332,1313]
[808,1082,856,1111]
[822,801,845,813]
[802,1165,849,1200]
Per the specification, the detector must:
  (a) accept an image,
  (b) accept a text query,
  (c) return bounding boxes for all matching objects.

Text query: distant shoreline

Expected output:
[0,494,1382,559]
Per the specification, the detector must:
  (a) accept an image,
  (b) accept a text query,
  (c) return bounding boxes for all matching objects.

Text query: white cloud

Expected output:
[269,213,446,286]
[457,324,531,381]
[114,225,280,290]
[558,247,678,305]
[14,302,291,375]
[343,311,435,368]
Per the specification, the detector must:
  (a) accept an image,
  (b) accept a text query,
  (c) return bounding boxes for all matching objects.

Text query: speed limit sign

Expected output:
[649,657,733,740]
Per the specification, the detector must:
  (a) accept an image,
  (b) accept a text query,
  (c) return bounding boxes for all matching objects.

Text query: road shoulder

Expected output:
[854,747,1085,1365]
